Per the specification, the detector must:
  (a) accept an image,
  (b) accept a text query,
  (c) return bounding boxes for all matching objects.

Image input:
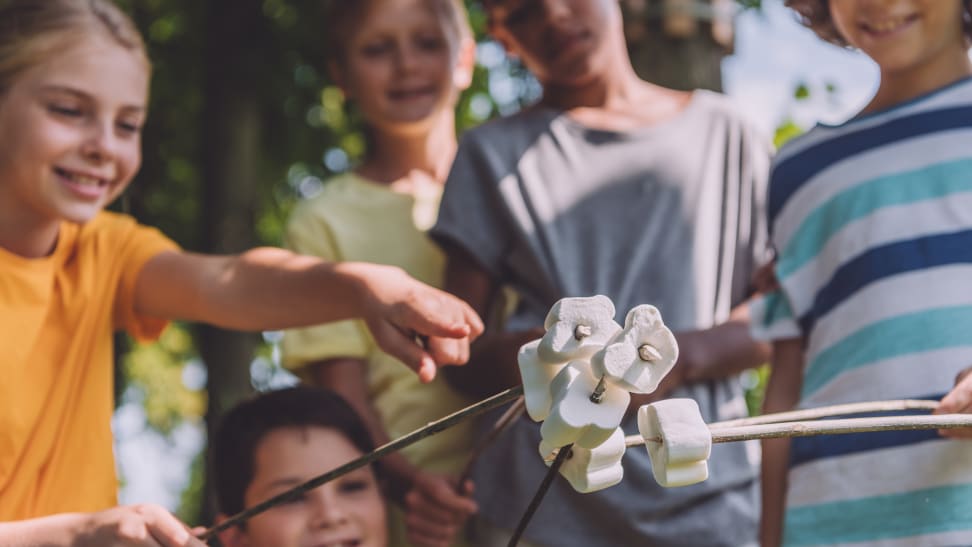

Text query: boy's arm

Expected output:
[760,337,804,547]
[306,358,477,544]
[0,504,206,546]
[935,365,972,439]
[439,244,544,399]
[134,249,483,382]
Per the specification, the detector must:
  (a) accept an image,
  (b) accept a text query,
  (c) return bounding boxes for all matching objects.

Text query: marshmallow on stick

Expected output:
[518,340,568,422]
[538,428,626,493]
[537,295,622,362]
[541,362,630,449]
[591,304,678,394]
[638,398,711,487]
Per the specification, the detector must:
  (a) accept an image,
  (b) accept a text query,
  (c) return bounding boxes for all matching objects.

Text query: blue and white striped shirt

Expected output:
[754,76,972,547]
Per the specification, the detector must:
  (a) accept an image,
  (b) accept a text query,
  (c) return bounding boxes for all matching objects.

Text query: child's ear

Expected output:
[215,514,248,547]
[453,37,476,91]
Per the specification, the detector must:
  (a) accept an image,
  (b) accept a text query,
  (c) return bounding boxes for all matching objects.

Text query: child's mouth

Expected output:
[54,167,109,199]
[860,13,919,37]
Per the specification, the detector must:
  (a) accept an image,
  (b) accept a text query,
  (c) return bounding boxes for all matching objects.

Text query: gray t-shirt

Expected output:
[432,91,771,547]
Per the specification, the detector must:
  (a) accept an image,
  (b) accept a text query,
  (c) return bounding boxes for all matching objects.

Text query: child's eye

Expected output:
[116,120,142,135]
[48,104,83,118]
[361,41,392,57]
[338,479,371,494]
[416,35,446,52]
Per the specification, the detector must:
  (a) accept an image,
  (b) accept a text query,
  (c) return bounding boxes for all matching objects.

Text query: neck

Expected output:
[0,215,60,259]
[868,47,972,113]
[540,38,645,110]
[357,110,458,185]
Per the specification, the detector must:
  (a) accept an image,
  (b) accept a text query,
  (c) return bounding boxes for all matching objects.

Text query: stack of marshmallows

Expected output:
[518,295,712,493]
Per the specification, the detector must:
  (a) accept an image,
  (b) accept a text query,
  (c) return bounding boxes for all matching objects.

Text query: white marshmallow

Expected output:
[538,428,626,493]
[537,295,622,362]
[637,398,712,487]
[541,362,630,449]
[518,340,568,422]
[591,305,678,394]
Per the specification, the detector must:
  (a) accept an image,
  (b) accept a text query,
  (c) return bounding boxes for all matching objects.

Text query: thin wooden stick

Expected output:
[457,396,526,489]
[708,399,939,429]
[506,444,572,547]
[199,385,523,541]
[627,414,972,447]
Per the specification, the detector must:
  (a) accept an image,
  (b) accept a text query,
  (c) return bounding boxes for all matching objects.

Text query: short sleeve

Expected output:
[113,223,180,342]
[431,130,513,277]
[750,289,802,342]
[280,203,371,374]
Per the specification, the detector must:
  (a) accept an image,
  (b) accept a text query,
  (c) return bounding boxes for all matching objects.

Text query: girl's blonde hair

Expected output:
[322,0,473,66]
[0,0,148,95]
[786,0,972,47]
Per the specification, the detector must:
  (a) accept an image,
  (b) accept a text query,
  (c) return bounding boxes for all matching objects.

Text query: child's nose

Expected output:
[310,492,349,529]
[81,120,120,162]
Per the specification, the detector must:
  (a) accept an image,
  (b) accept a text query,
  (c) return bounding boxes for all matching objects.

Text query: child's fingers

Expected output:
[425,336,470,366]
[137,505,205,546]
[371,322,438,382]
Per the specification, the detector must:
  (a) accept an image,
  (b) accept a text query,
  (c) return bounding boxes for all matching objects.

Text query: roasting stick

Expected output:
[627,412,972,447]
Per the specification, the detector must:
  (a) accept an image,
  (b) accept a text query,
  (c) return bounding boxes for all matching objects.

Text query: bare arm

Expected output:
[0,505,207,547]
[439,245,542,398]
[760,337,804,547]
[135,249,483,381]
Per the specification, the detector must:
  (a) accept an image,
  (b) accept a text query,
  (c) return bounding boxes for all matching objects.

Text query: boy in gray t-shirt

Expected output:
[430,1,772,546]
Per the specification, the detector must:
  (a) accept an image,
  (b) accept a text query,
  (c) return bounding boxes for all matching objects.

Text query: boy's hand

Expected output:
[75,504,207,546]
[350,263,484,382]
[935,366,972,439]
[404,473,477,547]
[752,260,780,294]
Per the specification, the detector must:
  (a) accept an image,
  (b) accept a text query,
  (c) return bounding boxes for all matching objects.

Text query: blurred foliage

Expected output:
[122,325,206,435]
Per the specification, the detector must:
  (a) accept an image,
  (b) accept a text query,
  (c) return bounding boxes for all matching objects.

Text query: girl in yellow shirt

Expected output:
[0,1,482,544]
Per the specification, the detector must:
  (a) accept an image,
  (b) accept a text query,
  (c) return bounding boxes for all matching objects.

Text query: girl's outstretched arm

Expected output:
[135,248,483,382]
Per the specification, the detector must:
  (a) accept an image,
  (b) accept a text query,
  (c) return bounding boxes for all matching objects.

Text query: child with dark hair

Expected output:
[431,1,772,545]
[756,1,972,545]
[212,386,389,547]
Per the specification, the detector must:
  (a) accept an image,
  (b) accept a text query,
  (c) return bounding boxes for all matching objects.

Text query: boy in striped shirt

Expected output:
[755,1,972,545]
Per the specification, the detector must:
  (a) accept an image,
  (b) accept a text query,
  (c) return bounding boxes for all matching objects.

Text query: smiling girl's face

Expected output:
[231,425,388,547]
[0,32,147,250]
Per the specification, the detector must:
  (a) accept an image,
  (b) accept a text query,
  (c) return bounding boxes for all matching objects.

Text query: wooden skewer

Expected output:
[457,395,526,490]
[627,413,972,447]
[707,399,939,429]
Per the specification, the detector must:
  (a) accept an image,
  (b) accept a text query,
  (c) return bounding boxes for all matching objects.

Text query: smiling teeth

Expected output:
[868,17,907,33]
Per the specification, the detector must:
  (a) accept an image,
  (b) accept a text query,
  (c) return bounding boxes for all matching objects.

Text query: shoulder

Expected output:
[458,107,558,156]
[78,211,172,247]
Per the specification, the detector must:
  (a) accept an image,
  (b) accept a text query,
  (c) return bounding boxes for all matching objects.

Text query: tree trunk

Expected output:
[197,0,268,525]
[622,0,734,91]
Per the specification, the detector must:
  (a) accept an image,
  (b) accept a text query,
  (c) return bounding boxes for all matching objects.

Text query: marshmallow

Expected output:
[537,295,622,362]
[541,362,630,450]
[591,305,678,394]
[637,398,711,487]
[518,339,568,422]
[538,428,626,493]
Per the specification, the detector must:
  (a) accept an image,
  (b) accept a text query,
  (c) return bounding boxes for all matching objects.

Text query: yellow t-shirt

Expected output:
[281,174,475,544]
[0,212,178,519]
